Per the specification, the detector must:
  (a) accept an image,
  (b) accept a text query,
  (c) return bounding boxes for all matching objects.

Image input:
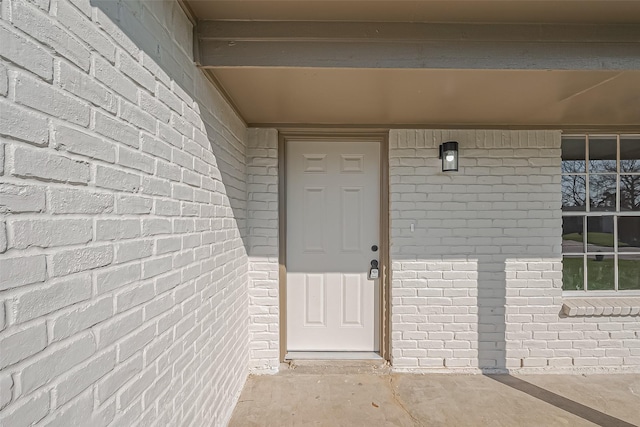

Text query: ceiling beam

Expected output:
[198,21,640,43]
[195,21,640,70]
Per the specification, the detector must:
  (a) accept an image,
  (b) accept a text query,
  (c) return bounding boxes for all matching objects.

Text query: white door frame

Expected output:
[278,132,390,362]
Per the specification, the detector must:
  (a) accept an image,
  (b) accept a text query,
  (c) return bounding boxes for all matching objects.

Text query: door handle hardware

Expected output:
[369,259,379,280]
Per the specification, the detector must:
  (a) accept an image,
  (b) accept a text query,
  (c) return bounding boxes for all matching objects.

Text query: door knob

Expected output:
[370,260,378,268]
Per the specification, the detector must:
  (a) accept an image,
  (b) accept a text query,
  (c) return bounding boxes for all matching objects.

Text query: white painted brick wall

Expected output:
[241,129,640,374]
[246,129,280,372]
[1,0,249,426]
[390,130,640,373]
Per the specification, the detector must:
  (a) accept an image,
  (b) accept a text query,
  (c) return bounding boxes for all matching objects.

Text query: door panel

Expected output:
[304,274,326,326]
[303,187,327,252]
[287,140,380,352]
[341,188,363,252]
[341,274,363,327]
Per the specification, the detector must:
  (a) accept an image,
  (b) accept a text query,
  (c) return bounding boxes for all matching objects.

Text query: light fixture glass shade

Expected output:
[440,141,459,171]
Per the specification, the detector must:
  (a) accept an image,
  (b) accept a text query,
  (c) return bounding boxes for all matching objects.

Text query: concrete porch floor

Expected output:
[229,362,640,426]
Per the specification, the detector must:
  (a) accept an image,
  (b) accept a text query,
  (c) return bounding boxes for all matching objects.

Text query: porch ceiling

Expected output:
[209,68,640,128]
[185,1,640,128]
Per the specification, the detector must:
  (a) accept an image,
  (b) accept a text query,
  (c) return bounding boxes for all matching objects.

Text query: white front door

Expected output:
[286,140,380,352]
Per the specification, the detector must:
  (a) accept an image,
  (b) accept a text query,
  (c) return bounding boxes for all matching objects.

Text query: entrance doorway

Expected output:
[285,139,381,353]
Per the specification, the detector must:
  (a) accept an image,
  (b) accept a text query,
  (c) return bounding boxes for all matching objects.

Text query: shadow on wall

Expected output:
[396,250,566,372]
[392,251,508,371]
[90,0,250,249]
[397,251,559,372]
[477,256,507,372]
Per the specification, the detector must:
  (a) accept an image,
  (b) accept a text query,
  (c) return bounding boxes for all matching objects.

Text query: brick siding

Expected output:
[246,129,280,372]
[0,0,248,425]
[390,130,640,372]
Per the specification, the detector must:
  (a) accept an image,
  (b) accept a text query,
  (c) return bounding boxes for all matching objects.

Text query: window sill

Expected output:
[562,297,640,317]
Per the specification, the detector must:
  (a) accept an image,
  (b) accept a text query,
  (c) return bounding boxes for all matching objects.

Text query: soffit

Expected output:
[186,1,640,24]
[209,68,640,128]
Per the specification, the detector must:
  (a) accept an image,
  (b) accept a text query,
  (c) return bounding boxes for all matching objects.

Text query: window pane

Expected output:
[563,255,584,291]
[586,254,614,290]
[618,217,640,252]
[562,217,584,253]
[562,175,586,211]
[589,136,617,173]
[586,216,615,252]
[620,175,640,211]
[589,174,616,211]
[619,255,640,290]
[620,136,640,173]
[562,137,586,173]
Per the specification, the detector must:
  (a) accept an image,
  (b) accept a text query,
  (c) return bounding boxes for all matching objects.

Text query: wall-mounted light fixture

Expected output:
[439,141,459,172]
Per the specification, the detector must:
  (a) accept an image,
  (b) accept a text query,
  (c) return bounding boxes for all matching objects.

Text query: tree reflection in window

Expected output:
[621,136,640,211]
[561,137,586,210]
[562,175,586,209]
[562,134,640,292]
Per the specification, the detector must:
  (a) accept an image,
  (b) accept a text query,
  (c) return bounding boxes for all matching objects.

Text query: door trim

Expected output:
[278,132,390,362]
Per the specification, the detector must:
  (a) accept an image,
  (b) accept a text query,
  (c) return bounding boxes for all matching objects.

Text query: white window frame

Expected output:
[562,133,640,296]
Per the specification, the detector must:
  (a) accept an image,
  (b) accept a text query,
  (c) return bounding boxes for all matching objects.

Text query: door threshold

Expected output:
[285,351,382,360]
[283,353,390,375]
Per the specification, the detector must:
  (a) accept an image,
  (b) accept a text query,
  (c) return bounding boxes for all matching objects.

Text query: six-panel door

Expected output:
[286,140,380,351]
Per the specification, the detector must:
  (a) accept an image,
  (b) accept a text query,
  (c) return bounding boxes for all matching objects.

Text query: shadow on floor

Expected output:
[487,375,638,427]
[230,370,640,427]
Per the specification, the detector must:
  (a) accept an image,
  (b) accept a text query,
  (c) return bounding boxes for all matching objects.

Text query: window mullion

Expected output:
[584,135,589,291]
[617,134,621,210]
[615,135,620,291]
[583,216,588,291]
[585,135,590,213]
[614,217,619,291]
